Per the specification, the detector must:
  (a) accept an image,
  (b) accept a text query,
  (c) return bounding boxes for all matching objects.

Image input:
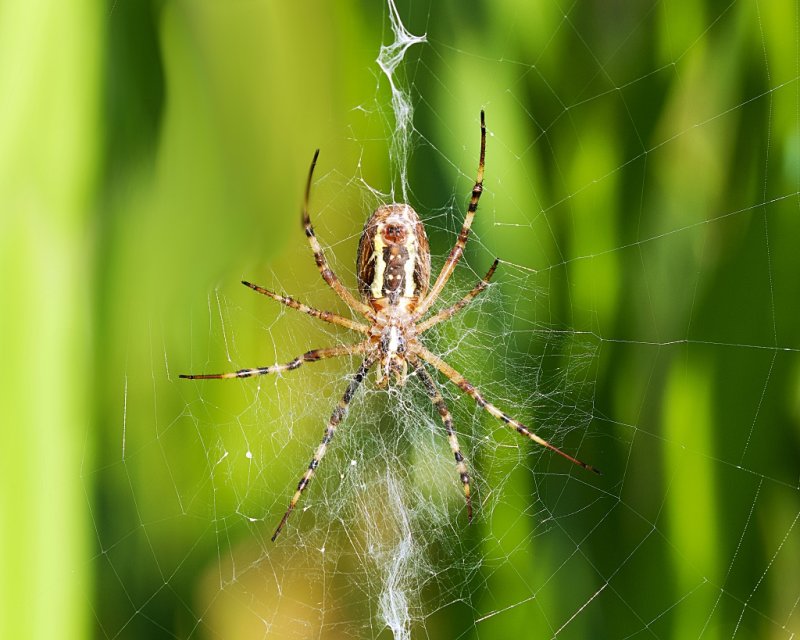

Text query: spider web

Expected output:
[89,1,800,638]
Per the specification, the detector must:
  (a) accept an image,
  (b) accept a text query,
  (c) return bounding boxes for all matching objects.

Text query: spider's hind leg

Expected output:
[415,345,600,475]
[271,356,375,541]
[412,358,473,522]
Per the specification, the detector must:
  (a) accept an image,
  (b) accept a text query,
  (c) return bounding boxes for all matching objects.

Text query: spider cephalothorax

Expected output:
[182,111,599,541]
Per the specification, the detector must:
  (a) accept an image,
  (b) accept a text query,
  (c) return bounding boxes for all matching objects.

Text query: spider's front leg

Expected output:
[241,280,369,333]
[416,258,499,333]
[271,356,376,541]
[300,150,375,320]
[411,358,473,522]
[414,110,486,319]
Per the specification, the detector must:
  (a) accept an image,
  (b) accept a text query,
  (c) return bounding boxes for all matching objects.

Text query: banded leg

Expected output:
[415,111,486,318]
[416,258,499,333]
[301,150,375,319]
[414,345,600,474]
[179,344,363,380]
[412,358,473,521]
[242,280,369,333]
[272,356,375,541]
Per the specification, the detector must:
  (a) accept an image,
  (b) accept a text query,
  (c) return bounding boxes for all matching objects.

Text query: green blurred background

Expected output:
[2,0,799,638]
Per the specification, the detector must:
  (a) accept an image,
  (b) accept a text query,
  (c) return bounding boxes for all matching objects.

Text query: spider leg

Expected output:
[411,358,473,522]
[415,111,486,319]
[179,343,364,380]
[272,356,375,541]
[416,259,499,333]
[413,345,601,474]
[301,150,376,320]
[242,281,369,333]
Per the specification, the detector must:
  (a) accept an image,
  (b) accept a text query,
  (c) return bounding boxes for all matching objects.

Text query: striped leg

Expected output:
[415,111,486,318]
[301,150,375,319]
[412,359,473,522]
[242,280,369,333]
[414,345,601,475]
[179,344,363,380]
[416,259,499,333]
[272,357,375,541]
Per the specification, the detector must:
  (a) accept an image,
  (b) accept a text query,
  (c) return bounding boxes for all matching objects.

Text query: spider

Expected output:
[181,111,599,541]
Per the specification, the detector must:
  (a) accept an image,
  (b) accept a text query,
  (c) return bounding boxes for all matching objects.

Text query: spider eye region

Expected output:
[382,223,407,244]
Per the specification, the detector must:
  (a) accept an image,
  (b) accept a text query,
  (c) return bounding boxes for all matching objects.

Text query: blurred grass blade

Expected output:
[0,1,101,639]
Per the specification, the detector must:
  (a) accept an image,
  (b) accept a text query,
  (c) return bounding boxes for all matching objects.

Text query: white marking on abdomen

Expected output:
[371,223,386,299]
[403,224,417,298]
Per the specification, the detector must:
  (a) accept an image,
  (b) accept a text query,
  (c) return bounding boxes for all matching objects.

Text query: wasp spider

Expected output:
[182,112,599,541]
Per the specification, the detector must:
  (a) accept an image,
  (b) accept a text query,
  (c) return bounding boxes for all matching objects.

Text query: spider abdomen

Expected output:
[356,203,431,311]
